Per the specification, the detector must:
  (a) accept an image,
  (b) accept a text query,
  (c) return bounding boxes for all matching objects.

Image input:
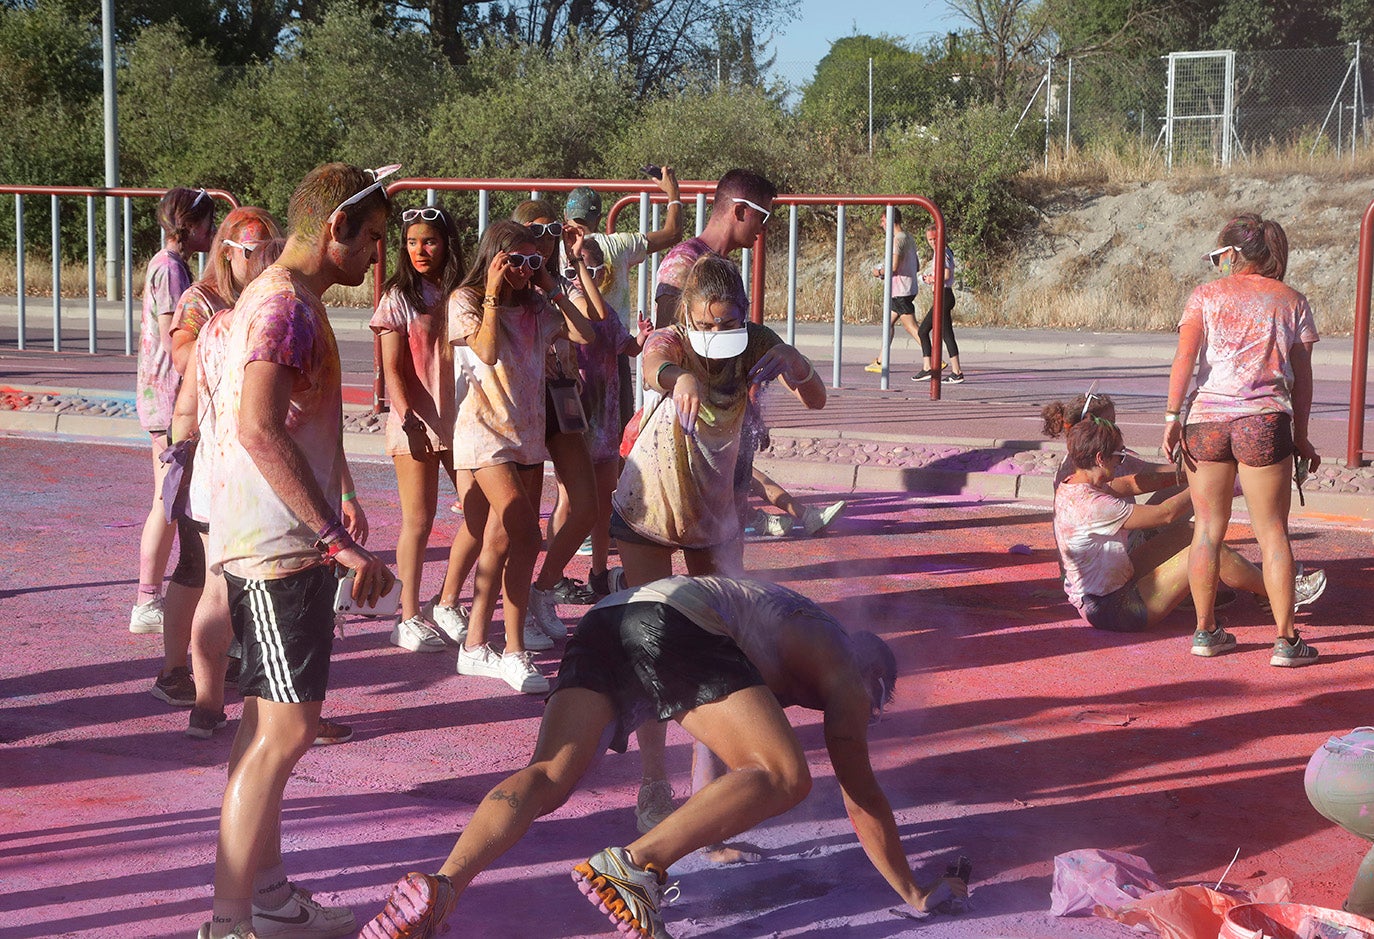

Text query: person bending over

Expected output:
[360,575,965,939]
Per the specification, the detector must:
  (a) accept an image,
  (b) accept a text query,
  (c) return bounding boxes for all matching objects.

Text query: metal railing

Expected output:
[0,185,239,354]
[610,192,947,397]
[1349,196,1374,468]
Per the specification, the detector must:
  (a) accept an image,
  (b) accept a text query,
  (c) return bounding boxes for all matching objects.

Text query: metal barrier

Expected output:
[607,192,947,398]
[373,177,718,412]
[0,185,239,354]
[1349,196,1374,467]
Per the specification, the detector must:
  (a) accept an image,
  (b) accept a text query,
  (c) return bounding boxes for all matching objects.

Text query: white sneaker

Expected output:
[429,603,469,644]
[253,883,356,938]
[521,619,555,651]
[607,566,627,593]
[390,616,447,653]
[457,643,502,678]
[576,535,594,556]
[499,651,550,694]
[635,779,677,834]
[802,500,847,536]
[1294,567,1328,609]
[758,511,793,537]
[129,596,164,634]
[529,586,567,640]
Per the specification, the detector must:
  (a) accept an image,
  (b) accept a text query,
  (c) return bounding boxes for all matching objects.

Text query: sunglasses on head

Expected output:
[329,164,401,219]
[1205,245,1242,267]
[191,188,209,209]
[525,221,563,238]
[730,196,771,226]
[506,252,543,271]
[564,264,605,281]
[402,207,444,223]
[222,238,261,257]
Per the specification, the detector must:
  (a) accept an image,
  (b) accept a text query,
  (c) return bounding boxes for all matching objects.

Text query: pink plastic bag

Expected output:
[1050,849,1167,917]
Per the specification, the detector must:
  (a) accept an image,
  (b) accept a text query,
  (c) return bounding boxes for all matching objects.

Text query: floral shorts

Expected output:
[1184,412,1292,467]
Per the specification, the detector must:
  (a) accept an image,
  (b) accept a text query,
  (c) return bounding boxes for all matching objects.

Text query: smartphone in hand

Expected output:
[641,164,663,179]
[334,570,402,617]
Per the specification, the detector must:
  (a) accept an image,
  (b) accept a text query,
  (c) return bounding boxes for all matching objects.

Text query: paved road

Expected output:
[1,436,1372,937]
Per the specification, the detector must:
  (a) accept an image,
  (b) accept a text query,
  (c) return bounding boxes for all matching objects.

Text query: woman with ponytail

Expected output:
[1163,213,1324,666]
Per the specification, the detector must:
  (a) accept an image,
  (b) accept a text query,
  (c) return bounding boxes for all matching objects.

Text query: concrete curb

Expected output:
[5,404,1368,524]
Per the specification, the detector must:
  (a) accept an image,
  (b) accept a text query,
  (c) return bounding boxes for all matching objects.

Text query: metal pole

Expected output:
[51,194,61,352]
[101,0,120,301]
[1065,57,1074,151]
[868,57,874,155]
[87,195,97,353]
[1164,54,1176,171]
[636,189,650,319]
[741,247,751,299]
[785,204,798,346]
[426,187,436,207]
[15,195,25,352]
[1222,50,1235,167]
[1355,41,1362,160]
[1348,196,1374,467]
[1044,58,1053,171]
[477,189,489,237]
[880,204,895,391]
[694,192,707,236]
[831,204,846,388]
[123,196,133,355]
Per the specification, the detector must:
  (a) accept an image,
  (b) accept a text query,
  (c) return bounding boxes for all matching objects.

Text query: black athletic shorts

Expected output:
[553,601,765,753]
[224,564,336,703]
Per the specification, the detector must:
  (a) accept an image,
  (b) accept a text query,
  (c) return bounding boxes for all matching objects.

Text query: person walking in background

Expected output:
[867,207,924,374]
[131,187,215,637]
[199,163,396,939]
[914,225,964,384]
[371,205,462,654]
[1162,213,1323,666]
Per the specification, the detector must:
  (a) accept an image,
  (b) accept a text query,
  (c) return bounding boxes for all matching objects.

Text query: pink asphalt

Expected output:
[1,435,1372,939]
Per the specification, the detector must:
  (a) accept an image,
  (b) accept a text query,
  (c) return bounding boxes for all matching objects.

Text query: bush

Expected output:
[873,102,1036,283]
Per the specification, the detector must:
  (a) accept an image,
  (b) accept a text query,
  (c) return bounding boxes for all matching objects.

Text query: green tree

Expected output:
[800,35,949,133]
[421,36,635,183]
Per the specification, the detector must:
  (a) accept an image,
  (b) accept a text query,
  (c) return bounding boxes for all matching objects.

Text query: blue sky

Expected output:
[766,0,965,83]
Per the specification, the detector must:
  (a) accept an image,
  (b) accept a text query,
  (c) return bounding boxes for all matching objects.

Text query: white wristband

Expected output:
[667,200,683,208]
[1163,412,1179,423]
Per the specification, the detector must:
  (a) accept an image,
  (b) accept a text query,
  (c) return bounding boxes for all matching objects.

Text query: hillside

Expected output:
[983,173,1371,334]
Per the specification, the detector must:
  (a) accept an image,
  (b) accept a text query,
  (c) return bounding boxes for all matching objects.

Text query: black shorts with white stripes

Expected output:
[224,564,336,703]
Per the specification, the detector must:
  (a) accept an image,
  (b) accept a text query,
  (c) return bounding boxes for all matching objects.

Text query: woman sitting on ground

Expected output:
[1053,414,1323,636]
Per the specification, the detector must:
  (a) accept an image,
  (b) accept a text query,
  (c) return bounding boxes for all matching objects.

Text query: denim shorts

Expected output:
[1078,581,1148,632]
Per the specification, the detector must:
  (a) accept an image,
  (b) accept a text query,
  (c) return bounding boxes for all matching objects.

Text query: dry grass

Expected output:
[1026,136,1374,189]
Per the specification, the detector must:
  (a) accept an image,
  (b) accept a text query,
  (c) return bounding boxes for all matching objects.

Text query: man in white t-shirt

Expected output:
[564,167,684,426]
[199,163,396,939]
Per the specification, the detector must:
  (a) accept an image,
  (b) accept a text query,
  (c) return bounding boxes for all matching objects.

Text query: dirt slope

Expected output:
[988,173,1370,334]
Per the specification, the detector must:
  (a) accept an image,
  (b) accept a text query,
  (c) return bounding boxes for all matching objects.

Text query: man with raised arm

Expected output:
[199,163,396,939]
[361,576,964,939]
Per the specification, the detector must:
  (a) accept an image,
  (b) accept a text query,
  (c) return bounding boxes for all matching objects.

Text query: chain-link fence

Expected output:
[765,44,1369,169]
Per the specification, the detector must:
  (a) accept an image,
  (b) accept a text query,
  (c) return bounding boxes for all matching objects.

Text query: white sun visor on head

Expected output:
[686,327,749,359]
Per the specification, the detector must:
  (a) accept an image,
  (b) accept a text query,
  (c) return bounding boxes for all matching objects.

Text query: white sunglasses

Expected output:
[1205,245,1242,267]
[330,164,401,219]
[222,238,263,256]
[401,206,443,223]
[191,188,209,209]
[730,196,771,226]
[1080,380,1100,420]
